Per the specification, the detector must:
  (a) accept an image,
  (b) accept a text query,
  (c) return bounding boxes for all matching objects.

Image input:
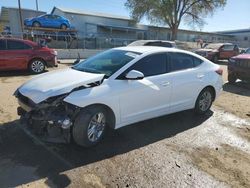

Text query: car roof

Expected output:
[116,46,186,54]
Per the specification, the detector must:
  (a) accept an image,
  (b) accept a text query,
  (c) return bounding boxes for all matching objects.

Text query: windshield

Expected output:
[73,49,141,77]
[245,48,250,54]
[128,41,147,46]
[204,43,223,49]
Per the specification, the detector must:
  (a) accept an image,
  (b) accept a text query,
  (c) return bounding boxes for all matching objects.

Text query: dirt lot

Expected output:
[0,62,249,188]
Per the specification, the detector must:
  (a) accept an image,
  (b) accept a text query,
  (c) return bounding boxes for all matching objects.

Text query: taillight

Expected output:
[215,68,223,76]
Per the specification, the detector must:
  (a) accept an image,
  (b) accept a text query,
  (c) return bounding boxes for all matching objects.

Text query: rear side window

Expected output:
[221,45,234,51]
[161,42,173,48]
[7,40,32,50]
[145,42,173,48]
[123,53,168,77]
[169,53,203,72]
[0,40,7,50]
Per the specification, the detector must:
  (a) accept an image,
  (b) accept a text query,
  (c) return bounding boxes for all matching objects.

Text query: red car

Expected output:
[228,48,250,83]
[195,43,239,62]
[0,38,57,74]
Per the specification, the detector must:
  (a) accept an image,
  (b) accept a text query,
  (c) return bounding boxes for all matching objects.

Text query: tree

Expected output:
[125,0,227,40]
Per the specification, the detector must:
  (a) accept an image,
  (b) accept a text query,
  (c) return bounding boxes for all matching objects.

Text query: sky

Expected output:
[1,0,250,32]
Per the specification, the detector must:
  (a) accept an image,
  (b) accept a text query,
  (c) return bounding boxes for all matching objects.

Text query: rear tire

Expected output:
[194,88,214,115]
[73,106,107,147]
[228,74,237,84]
[29,59,45,74]
[32,21,41,27]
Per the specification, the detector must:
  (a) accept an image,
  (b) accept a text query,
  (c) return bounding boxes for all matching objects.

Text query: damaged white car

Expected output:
[15,46,223,147]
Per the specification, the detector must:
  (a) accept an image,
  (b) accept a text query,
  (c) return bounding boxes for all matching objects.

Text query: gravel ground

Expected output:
[0,63,249,188]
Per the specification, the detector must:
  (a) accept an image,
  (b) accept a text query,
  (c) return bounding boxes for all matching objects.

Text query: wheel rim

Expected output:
[34,22,40,27]
[199,91,212,112]
[87,112,106,142]
[61,25,66,29]
[31,60,44,73]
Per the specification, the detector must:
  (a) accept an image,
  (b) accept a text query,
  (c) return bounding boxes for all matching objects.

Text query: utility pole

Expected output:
[18,0,24,36]
[35,0,39,11]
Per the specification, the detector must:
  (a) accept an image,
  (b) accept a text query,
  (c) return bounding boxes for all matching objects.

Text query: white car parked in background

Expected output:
[15,46,223,147]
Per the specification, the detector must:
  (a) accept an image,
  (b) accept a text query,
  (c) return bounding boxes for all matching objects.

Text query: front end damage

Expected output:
[16,91,80,143]
[14,68,106,143]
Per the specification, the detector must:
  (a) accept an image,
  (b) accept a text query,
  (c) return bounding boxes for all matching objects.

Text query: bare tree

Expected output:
[125,0,227,40]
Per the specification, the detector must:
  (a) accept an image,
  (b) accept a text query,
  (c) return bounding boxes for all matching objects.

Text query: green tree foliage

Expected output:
[125,0,227,40]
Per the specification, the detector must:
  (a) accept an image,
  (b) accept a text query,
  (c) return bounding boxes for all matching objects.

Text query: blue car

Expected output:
[24,14,71,29]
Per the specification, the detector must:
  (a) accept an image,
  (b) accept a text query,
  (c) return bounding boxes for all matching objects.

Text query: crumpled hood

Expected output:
[18,68,105,104]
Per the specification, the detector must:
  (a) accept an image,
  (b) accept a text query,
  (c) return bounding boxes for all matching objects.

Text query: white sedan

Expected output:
[15,46,223,147]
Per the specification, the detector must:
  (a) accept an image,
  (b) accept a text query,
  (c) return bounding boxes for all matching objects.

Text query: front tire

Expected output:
[73,106,107,147]
[29,59,45,74]
[195,88,214,115]
[60,24,67,30]
[32,21,41,27]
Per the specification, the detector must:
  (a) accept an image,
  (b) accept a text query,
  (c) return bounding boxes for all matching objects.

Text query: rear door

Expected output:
[0,39,7,70]
[168,52,204,112]
[5,40,33,70]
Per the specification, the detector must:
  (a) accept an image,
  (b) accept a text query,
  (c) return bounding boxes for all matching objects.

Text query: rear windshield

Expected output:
[204,43,223,49]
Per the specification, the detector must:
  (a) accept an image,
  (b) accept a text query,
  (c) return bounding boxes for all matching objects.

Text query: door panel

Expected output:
[5,50,32,70]
[168,52,204,112]
[169,69,204,112]
[117,53,172,124]
[6,40,32,70]
[0,51,7,70]
[0,39,7,70]
[118,74,172,124]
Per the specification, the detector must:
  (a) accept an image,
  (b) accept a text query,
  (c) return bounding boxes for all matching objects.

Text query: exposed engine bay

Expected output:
[15,81,103,143]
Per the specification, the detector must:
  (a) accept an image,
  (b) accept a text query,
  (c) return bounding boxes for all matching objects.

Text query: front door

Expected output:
[0,39,7,70]
[117,53,172,124]
[5,40,32,70]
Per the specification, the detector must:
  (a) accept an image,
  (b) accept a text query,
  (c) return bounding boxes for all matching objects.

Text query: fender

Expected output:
[64,80,121,127]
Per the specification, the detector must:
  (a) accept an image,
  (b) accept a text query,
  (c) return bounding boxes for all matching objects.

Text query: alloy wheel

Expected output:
[87,112,106,142]
[31,60,45,73]
[199,91,212,112]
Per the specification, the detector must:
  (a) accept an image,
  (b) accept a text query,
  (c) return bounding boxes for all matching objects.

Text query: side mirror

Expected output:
[73,58,80,65]
[125,70,144,80]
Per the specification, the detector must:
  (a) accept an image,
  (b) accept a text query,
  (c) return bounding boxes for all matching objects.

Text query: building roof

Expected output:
[147,25,234,37]
[95,23,146,31]
[217,28,250,34]
[51,7,131,21]
[1,6,46,13]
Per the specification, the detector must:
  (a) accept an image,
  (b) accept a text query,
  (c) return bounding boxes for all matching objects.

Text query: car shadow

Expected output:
[223,81,250,96]
[0,109,213,187]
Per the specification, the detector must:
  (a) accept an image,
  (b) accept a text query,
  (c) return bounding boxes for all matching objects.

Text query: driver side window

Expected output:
[119,53,168,79]
[221,45,234,51]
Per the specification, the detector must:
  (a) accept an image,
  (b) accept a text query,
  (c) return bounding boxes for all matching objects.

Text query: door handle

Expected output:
[161,81,170,86]
[197,74,205,79]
